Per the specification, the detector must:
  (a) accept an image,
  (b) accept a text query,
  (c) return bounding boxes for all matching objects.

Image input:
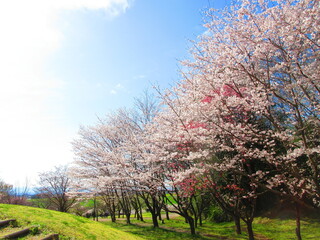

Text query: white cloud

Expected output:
[133,74,146,79]
[109,83,127,95]
[115,83,124,89]
[53,0,131,16]
[0,0,131,185]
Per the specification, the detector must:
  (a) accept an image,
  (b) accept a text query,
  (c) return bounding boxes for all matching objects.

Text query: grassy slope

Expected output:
[1,204,319,240]
[0,204,142,240]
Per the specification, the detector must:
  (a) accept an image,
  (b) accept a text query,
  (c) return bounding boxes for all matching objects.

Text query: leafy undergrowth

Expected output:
[0,204,142,240]
[101,214,320,240]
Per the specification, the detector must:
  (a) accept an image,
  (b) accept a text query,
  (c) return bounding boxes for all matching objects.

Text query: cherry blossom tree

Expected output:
[71,1,319,239]
[71,112,133,223]
[72,92,162,226]
[147,0,319,239]
[37,166,76,212]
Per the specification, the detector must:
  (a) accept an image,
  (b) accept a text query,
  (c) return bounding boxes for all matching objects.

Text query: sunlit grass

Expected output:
[102,214,246,239]
[0,204,319,239]
[253,217,320,240]
[0,204,142,240]
[101,212,320,240]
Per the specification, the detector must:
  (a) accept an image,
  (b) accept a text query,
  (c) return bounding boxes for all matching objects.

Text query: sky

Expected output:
[0,0,228,187]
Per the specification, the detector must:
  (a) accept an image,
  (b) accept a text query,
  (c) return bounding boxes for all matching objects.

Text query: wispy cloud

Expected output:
[115,83,124,89]
[110,89,117,95]
[133,74,146,79]
[0,0,132,185]
[109,83,126,95]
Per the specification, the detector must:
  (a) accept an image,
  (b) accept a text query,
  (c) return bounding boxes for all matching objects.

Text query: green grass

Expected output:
[0,204,142,240]
[101,213,320,240]
[102,215,244,240]
[253,217,320,240]
[1,204,319,239]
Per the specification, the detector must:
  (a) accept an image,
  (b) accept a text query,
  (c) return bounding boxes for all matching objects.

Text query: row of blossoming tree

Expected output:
[71,0,319,239]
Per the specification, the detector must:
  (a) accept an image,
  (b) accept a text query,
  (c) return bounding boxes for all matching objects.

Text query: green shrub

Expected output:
[206,205,232,223]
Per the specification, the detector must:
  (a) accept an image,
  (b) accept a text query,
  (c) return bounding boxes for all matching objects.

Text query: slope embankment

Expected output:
[0,204,142,240]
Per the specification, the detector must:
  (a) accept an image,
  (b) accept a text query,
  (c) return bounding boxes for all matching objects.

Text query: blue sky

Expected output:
[0,0,228,186]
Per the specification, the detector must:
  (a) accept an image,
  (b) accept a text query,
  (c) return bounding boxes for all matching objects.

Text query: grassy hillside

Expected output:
[0,204,142,240]
[1,204,319,239]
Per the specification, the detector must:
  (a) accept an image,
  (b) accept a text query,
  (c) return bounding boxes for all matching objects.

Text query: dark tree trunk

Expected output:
[194,215,198,228]
[110,202,116,222]
[125,213,131,224]
[134,208,140,221]
[295,203,302,240]
[157,205,162,221]
[151,211,159,228]
[166,209,170,220]
[245,220,254,240]
[138,197,144,222]
[93,197,97,221]
[139,208,144,222]
[234,215,242,234]
[186,216,196,235]
[144,196,159,228]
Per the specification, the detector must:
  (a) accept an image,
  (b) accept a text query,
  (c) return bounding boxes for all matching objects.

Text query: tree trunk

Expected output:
[111,214,116,222]
[134,208,140,221]
[245,220,254,240]
[166,209,170,220]
[110,202,116,222]
[139,207,144,222]
[158,207,162,221]
[93,197,97,221]
[199,214,203,227]
[234,215,242,234]
[295,203,302,240]
[138,198,144,222]
[186,216,196,235]
[151,211,159,228]
[194,215,198,228]
[125,214,131,224]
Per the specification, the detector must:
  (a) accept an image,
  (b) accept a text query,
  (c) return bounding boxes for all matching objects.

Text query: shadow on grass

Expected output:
[104,221,220,240]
